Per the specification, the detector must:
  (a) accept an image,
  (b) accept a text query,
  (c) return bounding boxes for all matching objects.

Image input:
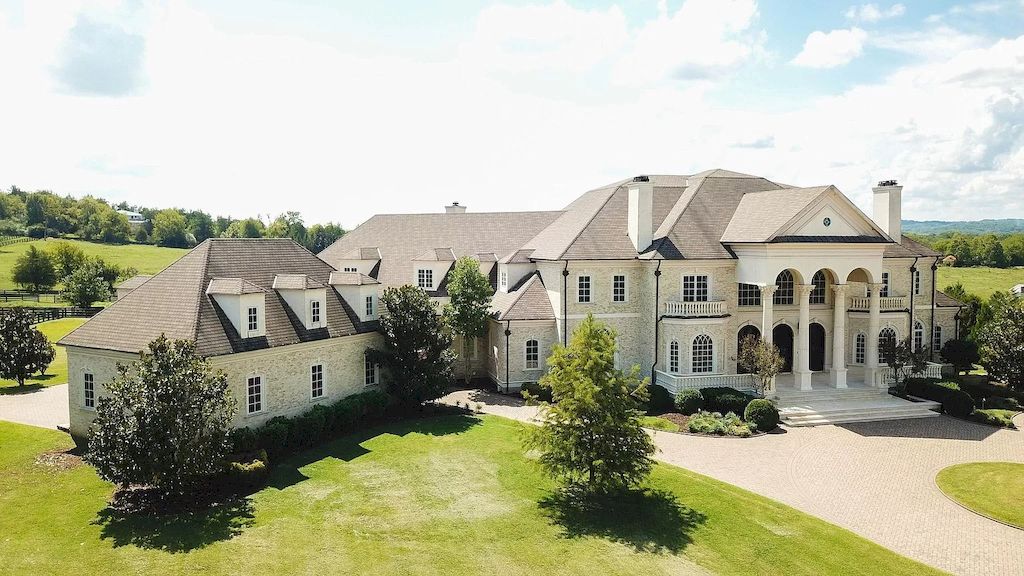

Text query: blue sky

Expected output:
[0,0,1022,226]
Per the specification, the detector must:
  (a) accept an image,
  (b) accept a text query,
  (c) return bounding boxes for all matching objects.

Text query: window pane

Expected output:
[691,334,713,373]
[525,339,539,369]
[738,283,761,306]
[612,275,626,302]
[578,276,591,303]
[810,271,826,304]
[247,376,262,414]
[669,341,679,373]
[683,275,708,302]
[774,271,794,305]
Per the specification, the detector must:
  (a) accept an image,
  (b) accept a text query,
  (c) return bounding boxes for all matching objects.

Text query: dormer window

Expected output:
[311,300,321,325]
[247,306,259,332]
[343,267,357,272]
[417,269,433,289]
[365,295,374,317]
[500,270,508,290]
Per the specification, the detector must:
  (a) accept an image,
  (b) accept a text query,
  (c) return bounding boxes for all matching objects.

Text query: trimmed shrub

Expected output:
[521,381,552,403]
[983,396,1021,411]
[291,406,329,448]
[331,396,362,433]
[687,411,753,437]
[957,379,1024,405]
[258,417,292,456]
[906,379,974,418]
[645,384,674,414]
[943,389,975,418]
[362,389,390,420]
[675,389,704,415]
[744,399,780,431]
[223,449,270,491]
[701,387,754,415]
[228,426,258,454]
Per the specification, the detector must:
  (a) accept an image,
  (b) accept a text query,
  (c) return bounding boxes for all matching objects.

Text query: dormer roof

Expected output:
[499,249,534,264]
[207,277,268,295]
[329,271,380,286]
[272,273,326,290]
[414,247,458,262]
[336,246,382,260]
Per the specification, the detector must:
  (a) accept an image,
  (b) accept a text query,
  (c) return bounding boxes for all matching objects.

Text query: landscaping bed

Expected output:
[904,378,1018,429]
[645,385,779,437]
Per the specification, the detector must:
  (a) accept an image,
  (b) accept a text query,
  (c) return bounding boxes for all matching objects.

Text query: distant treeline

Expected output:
[0,186,345,253]
[907,231,1024,268]
[903,219,1024,235]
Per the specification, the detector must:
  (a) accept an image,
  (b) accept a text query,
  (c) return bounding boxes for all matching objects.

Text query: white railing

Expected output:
[849,296,907,311]
[664,300,727,317]
[874,362,945,386]
[655,370,757,395]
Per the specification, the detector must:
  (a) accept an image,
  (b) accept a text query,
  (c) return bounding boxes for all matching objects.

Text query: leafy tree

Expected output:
[86,336,236,496]
[524,315,654,493]
[880,336,928,392]
[49,241,87,278]
[12,245,57,292]
[979,306,1024,391]
[85,209,131,243]
[222,218,265,238]
[1002,234,1024,267]
[61,260,111,307]
[736,334,784,396]
[305,223,345,253]
[366,285,454,410]
[944,282,983,339]
[151,209,191,247]
[971,234,1006,267]
[134,226,150,243]
[444,256,493,383]
[0,193,26,221]
[947,234,974,266]
[185,210,215,243]
[0,309,54,386]
[25,192,59,227]
[266,211,307,245]
[940,339,980,375]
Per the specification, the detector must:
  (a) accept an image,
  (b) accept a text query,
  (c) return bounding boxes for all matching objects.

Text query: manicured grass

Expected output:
[937,266,1024,299]
[0,416,943,576]
[936,462,1024,529]
[0,318,87,393]
[969,409,1018,429]
[0,238,186,291]
[641,415,681,432]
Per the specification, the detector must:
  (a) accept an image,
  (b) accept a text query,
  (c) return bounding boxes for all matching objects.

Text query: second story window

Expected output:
[500,270,508,290]
[775,270,794,305]
[311,300,321,324]
[612,275,627,302]
[364,355,377,385]
[417,269,433,289]
[682,275,708,302]
[310,364,324,399]
[810,271,826,304]
[365,295,374,317]
[247,306,259,332]
[577,275,591,303]
[913,270,921,295]
[738,283,761,306]
[880,272,890,297]
[343,267,357,272]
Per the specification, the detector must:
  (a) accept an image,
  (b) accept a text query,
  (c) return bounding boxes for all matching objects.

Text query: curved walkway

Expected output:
[441,389,1024,576]
[0,384,69,429]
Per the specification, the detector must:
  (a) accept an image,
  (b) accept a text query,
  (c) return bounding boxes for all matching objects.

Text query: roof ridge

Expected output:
[189,240,214,342]
[554,183,627,259]
[499,272,546,320]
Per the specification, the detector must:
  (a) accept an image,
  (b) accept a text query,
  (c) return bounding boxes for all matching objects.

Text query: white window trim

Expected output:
[417,268,434,290]
[83,372,96,411]
[246,306,259,334]
[913,270,921,296]
[310,300,322,327]
[524,339,540,370]
[690,334,714,374]
[309,362,325,401]
[933,325,943,351]
[880,272,890,297]
[577,275,592,304]
[343,266,357,272]
[682,274,710,303]
[611,274,629,303]
[364,354,378,386]
[246,373,265,416]
[668,340,680,374]
[854,332,866,365]
[365,294,375,318]
[500,270,508,291]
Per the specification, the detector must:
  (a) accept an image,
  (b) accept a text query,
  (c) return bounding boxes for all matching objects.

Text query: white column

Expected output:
[866,282,882,387]
[795,283,813,391]
[760,284,777,395]
[830,284,848,389]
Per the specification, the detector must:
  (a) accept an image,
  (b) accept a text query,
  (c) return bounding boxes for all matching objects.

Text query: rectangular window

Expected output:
[682,275,708,302]
[417,269,433,289]
[577,275,591,303]
[84,373,95,409]
[855,334,866,364]
[737,283,761,306]
[343,267,357,272]
[310,364,324,399]
[500,270,508,290]
[247,375,262,414]
[880,272,890,297]
[933,325,943,352]
[365,295,374,317]
[913,270,921,296]
[612,275,627,302]
[364,355,377,385]
[525,339,539,369]
[311,300,321,324]
[247,306,259,332]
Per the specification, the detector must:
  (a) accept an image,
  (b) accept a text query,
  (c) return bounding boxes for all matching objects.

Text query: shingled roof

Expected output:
[490,273,555,321]
[60,238,374,356]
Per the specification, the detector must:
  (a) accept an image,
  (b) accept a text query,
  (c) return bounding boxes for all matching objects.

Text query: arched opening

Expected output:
[810,270,828,304]
[773,324,794,373]
[774,270,796,305]
[846,268,873,284]
[878,326,897,364]
[736,325,761,373]
[809,322,826,371]
[668,340,680,373]
[854,332,866,364]
[913,320,925,352]
[691,334,714,374]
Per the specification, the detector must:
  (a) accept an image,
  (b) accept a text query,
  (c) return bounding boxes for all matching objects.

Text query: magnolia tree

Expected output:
[736,334,784,396]
[0,309,55,387]
[367,285,455,410]
[87,336,235,498]
[979,306,1024,391]
[524,315,654,493]
[444,256,492,384]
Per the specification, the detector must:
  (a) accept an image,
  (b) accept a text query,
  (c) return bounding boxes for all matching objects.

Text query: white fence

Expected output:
[664,300,727,317]
[849,296,907,311]
[654,370,757,395]
[874,362,945,386]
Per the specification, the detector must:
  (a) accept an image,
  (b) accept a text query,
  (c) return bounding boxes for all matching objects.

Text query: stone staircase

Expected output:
[774,386,941,427]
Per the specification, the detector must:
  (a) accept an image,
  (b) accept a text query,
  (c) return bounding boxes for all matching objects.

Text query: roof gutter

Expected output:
[930,259,938,359]
[650,260,663,386]
[909,257,919,344]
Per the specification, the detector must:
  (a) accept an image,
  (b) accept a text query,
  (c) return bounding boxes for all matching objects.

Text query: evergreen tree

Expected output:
[444,256,493,383]
[0,309,54,386]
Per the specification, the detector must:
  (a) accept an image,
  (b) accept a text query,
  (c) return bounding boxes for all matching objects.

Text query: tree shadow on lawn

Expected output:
[539,486,706,554]
[0,382,46,395]
[94,495,255,553]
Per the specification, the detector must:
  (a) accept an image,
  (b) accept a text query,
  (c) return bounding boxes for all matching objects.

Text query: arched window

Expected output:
[525,339,539,370]
[878,327,897,364]
[810,271,827,304]
[669,340,680,373]
[932,325,943,352]
[913,321,924,352]
[854,333,866,364]
[774,270,794,305]
[691,334,714,374]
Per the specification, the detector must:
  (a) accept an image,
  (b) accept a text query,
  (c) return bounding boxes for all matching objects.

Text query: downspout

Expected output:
[561,261,569,346]
[504,320,511,394]
[650,260,663,385]
[908,257,919,342]
[930,260,938,360]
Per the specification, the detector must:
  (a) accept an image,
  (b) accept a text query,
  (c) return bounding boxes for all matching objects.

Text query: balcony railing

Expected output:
[665,300,727,317]
[655,371,757,395]
[849,295,907,311]
[874,362,945,386]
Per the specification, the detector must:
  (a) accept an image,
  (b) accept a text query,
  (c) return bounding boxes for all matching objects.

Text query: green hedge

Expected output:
[221,449,270,491]
[956,379,1024,405]
[701,387,755,415]
[231,389,391,458]
[744,399,780,432]
[645,384,675,413]
[674,389,704,415]
[905,379,974,418]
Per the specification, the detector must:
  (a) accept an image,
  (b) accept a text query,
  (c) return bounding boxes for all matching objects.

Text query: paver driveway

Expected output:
[441,389,1024,576]
[0,384,69,430]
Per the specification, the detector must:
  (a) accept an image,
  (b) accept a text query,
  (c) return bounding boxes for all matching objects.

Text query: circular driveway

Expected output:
[0,384,69,430]
[442,389,1024,576]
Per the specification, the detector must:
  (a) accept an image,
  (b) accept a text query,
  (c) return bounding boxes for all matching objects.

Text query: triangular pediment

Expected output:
[774,186,887,240]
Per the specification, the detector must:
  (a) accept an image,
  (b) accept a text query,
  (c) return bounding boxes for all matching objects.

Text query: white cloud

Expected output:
[791,28,868,68]
[845,3,906,22]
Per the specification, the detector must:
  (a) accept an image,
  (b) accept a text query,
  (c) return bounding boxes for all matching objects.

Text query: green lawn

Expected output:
[0,238,186,291]
[936,462,1024,529]
[0,416,943,576]
[0,318,87,393]
[936,266,1024,299]
[641,415,681,432]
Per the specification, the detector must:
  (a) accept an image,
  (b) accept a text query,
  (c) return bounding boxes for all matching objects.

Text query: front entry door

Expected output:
[809,323,826,372]
[773,324,794,373]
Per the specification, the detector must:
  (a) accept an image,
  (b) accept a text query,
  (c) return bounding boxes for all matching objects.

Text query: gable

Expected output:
[775,187,886,240]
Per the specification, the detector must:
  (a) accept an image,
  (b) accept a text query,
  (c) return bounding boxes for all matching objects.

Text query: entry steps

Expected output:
[775,386,941,426]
